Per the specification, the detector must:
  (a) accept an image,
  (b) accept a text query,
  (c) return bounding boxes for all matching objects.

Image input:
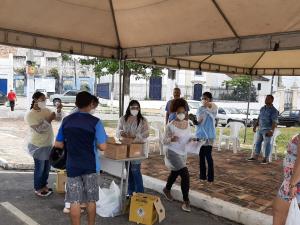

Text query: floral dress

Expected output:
[278,134,300,203]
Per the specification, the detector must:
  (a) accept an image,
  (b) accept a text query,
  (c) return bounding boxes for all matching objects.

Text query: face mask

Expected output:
[90,109,96,115]
[37,101,46,109]
[130,110,139,116]
[177,113,185,121]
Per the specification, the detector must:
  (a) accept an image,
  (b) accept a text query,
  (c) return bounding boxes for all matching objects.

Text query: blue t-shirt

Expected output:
[165,99,190,122]
[258,105,279,131]
[56,112,107,177]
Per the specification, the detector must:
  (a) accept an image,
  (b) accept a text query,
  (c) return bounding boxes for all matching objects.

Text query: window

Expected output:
[218,108,226,114]
[65,91,77,96]
[291,111,300,117]
[281,111,290,116]
[195,70,202,76]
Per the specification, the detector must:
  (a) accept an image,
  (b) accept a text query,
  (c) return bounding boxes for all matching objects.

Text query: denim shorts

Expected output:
[65,173,99,204]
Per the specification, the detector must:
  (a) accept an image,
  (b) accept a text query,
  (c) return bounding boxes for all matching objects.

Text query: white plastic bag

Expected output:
[285,198,300,225]
[186,141,204,155]
[96,180,121,217]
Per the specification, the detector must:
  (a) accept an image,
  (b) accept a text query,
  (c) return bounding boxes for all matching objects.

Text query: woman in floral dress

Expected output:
[273,134,300,225]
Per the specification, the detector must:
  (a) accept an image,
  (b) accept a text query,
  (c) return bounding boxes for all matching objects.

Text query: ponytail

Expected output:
[30,100,35,110]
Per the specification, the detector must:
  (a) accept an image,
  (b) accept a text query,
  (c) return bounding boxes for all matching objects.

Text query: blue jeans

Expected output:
[255,130,272,158]
[34,159,51,191]
[128,163,144,196]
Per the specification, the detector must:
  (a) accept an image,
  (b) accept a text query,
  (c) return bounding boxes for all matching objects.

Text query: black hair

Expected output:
[202,92,213,100]
[266,94,274,100]
[170,98,188,113]
[124,100,144,126]
[91,95,99,106]
[75,91,93,109]
[30,91,45,109]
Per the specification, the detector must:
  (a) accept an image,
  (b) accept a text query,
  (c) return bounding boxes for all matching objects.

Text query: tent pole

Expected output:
[121,60,126,115]
[244,75,252,143]
[118,55,122,118]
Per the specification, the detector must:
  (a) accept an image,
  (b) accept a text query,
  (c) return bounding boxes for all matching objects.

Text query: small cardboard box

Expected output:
[128,143,144,158]
[56,170,67,194]
[105,143,128,160]
[129,193,165,225]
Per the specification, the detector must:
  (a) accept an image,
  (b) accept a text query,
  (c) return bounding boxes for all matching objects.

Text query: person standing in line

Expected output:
[162,98,193,212]
[165,87,189,124]
[54,91,107,225]
[7,89,17,111]
[116,100,149,196]
[196,92,218,184]
[25,91,62,197]
[64,95,99,214]
[70,95,99,115]
[247,95,278,164]
[273,134,300,225]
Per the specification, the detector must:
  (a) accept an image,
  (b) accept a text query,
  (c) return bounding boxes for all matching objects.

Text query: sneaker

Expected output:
[247,157,256,161]
[63,207,70,214]
[163,188,173,201]
[261,158,269,164]
[34,190,52,197]
[182,201,191,212]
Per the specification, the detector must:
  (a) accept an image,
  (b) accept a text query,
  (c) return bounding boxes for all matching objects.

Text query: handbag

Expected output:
[49,146,67,169]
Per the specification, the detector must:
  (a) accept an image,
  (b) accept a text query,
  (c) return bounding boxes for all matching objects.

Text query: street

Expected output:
[0,171,239,225]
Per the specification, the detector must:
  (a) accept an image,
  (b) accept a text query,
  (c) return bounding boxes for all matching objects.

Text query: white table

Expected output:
[99,153,147,212]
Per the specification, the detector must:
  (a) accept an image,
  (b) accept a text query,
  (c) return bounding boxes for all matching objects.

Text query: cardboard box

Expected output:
[128,143,144,158]
[105,143,128,160]
[56,170,67,194]
[129,193,165,225]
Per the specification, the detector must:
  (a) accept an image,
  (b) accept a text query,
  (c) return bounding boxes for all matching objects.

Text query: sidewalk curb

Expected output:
[0,157,34,170]
[142,175,272,225]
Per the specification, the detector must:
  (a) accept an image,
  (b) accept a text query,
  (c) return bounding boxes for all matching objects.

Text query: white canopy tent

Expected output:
[1,0,300,76]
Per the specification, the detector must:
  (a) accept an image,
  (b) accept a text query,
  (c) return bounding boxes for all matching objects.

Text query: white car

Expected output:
[243,109,260,126]
[217,107,247,126]
[160,100,200,116]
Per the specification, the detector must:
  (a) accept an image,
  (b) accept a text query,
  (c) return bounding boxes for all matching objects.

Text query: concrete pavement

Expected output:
[0,171,239,225]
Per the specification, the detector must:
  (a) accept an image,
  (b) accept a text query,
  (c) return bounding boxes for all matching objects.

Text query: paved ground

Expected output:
[0,116,283,216]
[142,151,283,216]
[0,171,239,225]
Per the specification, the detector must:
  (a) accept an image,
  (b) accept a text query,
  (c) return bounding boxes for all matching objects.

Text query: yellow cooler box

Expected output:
[129,193,165,225]
[56,170,67,194]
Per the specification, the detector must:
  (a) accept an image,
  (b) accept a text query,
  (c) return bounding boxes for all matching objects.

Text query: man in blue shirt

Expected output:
[165,88,189,124]
[55,91,107,225]
[248,95,278,164]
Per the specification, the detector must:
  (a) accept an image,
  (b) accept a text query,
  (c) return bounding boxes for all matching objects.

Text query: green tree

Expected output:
[79,58,163,98]
[223,76,257,102]
[48,68,60,93]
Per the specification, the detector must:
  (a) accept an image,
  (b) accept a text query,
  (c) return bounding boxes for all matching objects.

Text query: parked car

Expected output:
[0,91,7,105]
[217,107,247,126]
[49,90,81,105]
[35,89,48,98]
[160,99,201,116]
[278,110,300,127]
[241,109,260,127]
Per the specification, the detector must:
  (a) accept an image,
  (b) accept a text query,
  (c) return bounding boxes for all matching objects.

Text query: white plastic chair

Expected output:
[218,122,245,153]
[251,129,281,162]
[148,121,165,155]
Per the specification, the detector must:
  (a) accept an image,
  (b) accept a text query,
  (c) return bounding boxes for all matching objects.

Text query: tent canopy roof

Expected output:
[1,0,300,75]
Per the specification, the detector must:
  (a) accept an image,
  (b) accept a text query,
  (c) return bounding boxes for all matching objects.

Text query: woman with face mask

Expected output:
[116,100,149,196]
[196,92,218,184]
[25,91,62,197]
[162,98,193,212]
